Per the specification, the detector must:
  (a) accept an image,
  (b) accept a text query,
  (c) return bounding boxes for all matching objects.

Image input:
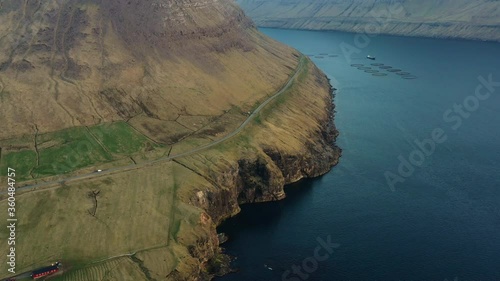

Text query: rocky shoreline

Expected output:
[237,0,500,43]
[254,20,500,42]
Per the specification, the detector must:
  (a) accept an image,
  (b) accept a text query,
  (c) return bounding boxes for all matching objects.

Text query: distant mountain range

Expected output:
[237,0,500,41]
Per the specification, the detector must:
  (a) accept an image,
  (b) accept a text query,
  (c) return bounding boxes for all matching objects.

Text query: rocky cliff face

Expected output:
[237,0,500,42]
[194,98,339,224]
[207,113,339,223]
[173,62,341,279]
[99,0,254,55]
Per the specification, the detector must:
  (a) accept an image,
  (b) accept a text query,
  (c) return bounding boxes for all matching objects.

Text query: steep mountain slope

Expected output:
[237,0,500,41]
[0,0,299,140]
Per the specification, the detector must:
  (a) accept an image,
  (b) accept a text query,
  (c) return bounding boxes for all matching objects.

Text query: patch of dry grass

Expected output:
[52,257,148,281]
[0,161,176,275]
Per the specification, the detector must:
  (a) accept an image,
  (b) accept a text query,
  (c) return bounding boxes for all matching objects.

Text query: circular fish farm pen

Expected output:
[396,72,411,76]
[379,65,393,69]
[365,70,380,73]
[371,63,384,66]
[358,66,372,70]
[401,75,418,79]
[372,73,388,77]
[387,69,402,73]
[351,64,364,67]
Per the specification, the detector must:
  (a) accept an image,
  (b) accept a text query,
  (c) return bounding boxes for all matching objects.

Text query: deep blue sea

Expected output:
[218,28,500,281]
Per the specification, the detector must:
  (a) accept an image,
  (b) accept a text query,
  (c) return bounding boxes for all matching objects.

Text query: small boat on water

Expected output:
[264,264,273,270]
[367,55,376,60]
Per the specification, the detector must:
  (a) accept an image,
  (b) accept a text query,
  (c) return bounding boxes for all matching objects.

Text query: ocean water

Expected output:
[217,29,500,281]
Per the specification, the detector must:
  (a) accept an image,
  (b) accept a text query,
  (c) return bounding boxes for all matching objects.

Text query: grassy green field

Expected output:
[89,122,158,155]
[0,149,37,181]
[33,127,114,176]
[0,122,159,180]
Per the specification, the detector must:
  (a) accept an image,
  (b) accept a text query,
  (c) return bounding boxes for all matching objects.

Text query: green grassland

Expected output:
[0,122,159,180]
[33,127,114,177]
[0,150,37,181]
[89,122,159,155]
